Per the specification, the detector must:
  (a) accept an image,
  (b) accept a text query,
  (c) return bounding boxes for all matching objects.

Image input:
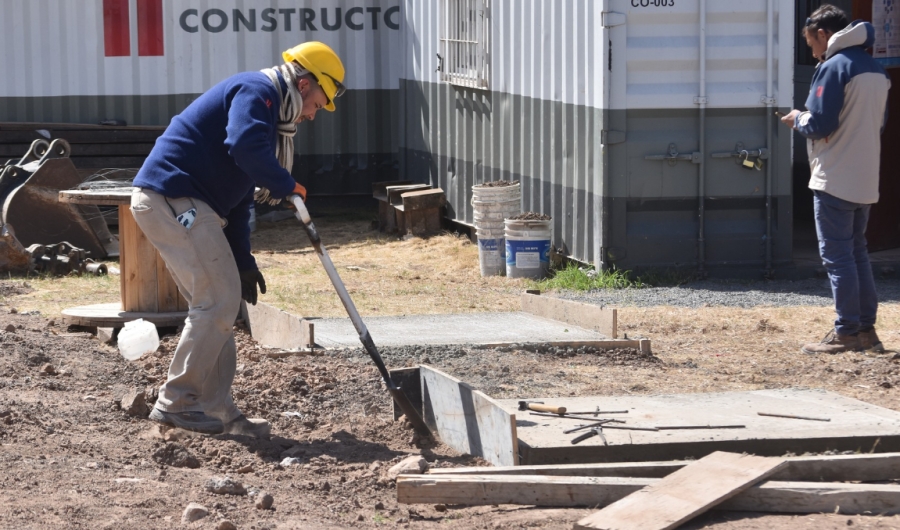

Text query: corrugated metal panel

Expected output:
[0,0,401,156]
[400,0,607,264]
[401,0,796,271]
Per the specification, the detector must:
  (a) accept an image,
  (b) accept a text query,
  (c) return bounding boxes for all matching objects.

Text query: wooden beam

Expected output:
[240,301,314,350]
[396,475,900,515]
[401,188,445,211]
[521,292,617,338]
[426,452,900,483]
[372,180,412,200]
[421,365,518,467]
[386,184,431,206]
[573,452,786,530]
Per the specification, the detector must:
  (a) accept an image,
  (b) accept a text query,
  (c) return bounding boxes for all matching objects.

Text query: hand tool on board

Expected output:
[758,412,831,422]
[571,426,608,446]
[564,408,629,415]
[290,195,432,438]
[518,400,567,415]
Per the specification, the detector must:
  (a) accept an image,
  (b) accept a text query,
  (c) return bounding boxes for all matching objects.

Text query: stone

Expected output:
[4,324,15,332]
[120,389,149,417]
[205,476,247,496]
[280,457,302,466]
[434,504,448,512]
[181,502,209,524]
[280,445,306,459]
[256,493,274,510]
[96,327,115,344]
[237,464,254,474]
[387,455,428,479]
[217,521,237,530]
[39,363,57,375]
[152,443,200,469]
[374,502,385,510]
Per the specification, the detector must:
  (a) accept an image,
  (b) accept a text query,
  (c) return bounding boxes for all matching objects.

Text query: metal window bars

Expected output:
[440,0,489,89]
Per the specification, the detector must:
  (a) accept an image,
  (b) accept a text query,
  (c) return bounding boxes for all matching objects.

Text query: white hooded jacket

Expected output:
[796,21,891,205]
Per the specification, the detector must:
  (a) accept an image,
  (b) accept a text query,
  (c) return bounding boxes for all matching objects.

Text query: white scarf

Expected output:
[255,63,307,205]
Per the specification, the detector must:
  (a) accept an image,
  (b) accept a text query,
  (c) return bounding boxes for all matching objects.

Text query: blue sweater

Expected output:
[134,71,297,271]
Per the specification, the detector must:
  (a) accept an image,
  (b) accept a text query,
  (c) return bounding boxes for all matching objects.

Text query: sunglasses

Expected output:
[321,72,346,99]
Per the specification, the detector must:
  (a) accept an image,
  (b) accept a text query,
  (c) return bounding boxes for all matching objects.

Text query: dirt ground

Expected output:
[3,211,900,529]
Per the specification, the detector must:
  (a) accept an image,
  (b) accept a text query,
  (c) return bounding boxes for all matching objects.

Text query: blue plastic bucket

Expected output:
[504,219,552,279]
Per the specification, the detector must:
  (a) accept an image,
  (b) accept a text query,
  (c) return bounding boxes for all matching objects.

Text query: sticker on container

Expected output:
[515,252,541,269]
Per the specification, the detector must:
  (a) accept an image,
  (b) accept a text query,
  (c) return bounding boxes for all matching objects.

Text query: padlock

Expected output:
[741,151,755,169]
[754,158,764,171]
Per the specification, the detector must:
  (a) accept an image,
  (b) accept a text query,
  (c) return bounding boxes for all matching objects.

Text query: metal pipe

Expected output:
[697,0,707,274]
[598,0,612,272]
[764,0,775,276]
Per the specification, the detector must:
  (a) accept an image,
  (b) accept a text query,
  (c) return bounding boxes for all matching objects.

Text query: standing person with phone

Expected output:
[780,5,891,355]
[129,42,346,436]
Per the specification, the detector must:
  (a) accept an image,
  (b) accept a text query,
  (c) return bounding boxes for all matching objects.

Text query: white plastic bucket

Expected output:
[472,182,521,277]
[505,218,552,279]
[117,318,160,361]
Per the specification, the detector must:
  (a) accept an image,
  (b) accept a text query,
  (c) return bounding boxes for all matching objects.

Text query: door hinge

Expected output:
[602,130,626,145]
[602,12,626,28]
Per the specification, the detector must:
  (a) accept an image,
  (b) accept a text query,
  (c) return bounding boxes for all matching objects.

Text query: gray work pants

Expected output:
[130,188,242,423]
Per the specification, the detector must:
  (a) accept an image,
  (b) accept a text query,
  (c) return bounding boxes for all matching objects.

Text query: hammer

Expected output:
[518,400,567,415]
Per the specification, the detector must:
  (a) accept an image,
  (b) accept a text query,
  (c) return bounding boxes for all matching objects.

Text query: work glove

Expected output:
[239,269,266,305]
[254,182,307,206]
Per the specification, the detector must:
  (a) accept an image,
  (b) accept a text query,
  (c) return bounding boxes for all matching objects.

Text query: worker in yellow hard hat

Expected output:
[131,42,344,438]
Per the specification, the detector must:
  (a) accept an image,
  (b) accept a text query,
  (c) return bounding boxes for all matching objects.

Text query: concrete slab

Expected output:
[310,311,609,348]
[497,389,900,465]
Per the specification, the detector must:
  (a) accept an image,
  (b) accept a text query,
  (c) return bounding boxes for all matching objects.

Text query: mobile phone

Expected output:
[774,111,784,118]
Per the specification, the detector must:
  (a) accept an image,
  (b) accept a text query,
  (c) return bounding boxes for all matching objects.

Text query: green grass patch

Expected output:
[532,264,643,291]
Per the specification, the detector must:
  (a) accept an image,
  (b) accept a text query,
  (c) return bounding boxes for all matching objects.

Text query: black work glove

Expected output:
[239,269,266,305]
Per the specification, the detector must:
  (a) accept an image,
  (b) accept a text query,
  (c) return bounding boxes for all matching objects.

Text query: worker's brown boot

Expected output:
[801,330,862,355]
[859,328,885,353]
[224,415,271,439]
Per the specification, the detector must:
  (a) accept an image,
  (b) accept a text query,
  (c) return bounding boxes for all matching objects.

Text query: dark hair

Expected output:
[805,4,850,35]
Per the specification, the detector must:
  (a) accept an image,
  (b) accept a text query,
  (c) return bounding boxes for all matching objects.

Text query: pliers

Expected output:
[571,425,608,446]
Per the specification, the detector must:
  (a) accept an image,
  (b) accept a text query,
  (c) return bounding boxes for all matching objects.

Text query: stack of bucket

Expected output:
[505,217,553,279]
[472,182,521,276]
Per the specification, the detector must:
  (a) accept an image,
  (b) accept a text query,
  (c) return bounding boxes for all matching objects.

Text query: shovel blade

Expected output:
[388,387,432,439]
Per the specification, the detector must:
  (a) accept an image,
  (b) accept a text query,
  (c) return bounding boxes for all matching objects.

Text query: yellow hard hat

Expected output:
[283,42,345,112]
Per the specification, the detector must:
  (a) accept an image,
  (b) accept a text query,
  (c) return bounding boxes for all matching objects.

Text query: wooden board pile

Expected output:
[373,180,445,238]
[397,451,900,528]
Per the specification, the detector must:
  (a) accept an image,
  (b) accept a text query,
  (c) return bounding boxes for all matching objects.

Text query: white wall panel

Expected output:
[0,0,401,98]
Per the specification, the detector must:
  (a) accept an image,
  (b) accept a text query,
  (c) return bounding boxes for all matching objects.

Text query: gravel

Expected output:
[554,278,900,309]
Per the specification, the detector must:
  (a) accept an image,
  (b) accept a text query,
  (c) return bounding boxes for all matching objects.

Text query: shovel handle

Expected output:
[528,404,567,415]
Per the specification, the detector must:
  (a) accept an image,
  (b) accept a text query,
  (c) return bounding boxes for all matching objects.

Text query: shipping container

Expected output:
[0,0,405,194]
[399,0,900,276]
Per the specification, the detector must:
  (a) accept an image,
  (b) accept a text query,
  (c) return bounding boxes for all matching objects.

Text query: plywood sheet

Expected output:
[499,389,900,465]
[421,365,517,467]
[240,301,313,350]
[574,452,786,530]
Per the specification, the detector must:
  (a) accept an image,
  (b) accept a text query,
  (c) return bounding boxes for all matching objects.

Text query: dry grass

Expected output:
[7,206,900,417]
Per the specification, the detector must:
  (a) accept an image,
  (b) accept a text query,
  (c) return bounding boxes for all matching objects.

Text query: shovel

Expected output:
[289,195,433,439]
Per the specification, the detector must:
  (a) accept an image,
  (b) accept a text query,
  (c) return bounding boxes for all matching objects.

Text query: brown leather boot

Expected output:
[801,330,861,355]
[859,328,885,353]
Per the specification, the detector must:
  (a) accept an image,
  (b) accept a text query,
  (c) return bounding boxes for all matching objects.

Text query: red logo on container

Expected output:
[103,0,164,57]
[816,86,824,98]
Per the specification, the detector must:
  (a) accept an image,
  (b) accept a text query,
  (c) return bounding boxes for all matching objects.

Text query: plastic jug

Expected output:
[117,319,160,361]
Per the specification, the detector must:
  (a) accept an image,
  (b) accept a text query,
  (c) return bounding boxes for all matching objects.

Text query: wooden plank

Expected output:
[474,339,646,351]
[404,207,442,237]
[120,207,159,312]
[574,452,787,530]
[61,302,186,327]
[396,475,900,515]
[240,301,314,350]
[421,365,518,467]
[521,292,617,339]
[401,188,445,211]
[372,180,412,200]
[425,452,900,483]
[59,189,132,206]
[386,184,430,206]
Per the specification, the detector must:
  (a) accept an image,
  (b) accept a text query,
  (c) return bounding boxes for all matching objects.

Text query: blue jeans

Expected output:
[813,190,878,335]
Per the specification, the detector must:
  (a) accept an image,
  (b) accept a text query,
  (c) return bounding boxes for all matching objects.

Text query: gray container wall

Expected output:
[400,0,795,272]
[0,0,402,193]
[399,0,607,265]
